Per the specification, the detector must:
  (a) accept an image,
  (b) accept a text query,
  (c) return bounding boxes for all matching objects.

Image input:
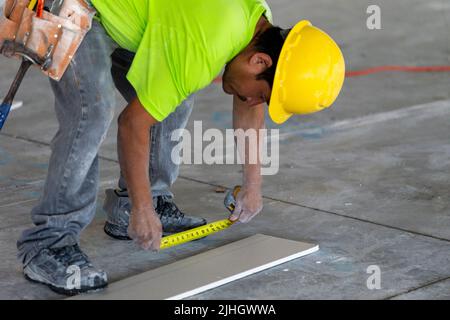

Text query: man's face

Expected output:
[222,51,273,107]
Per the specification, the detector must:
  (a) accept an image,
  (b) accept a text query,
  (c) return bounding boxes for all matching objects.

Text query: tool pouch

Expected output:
[0,0,95,80]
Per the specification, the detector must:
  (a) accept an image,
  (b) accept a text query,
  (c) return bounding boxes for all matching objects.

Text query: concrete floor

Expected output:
[1,0,450,299]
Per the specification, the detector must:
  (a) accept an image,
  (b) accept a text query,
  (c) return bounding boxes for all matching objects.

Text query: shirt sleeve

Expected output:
[126,23,205,122]
[258,0,273,23]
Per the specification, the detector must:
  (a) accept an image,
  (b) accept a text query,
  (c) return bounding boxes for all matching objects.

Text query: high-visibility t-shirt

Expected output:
[90,0,273,121]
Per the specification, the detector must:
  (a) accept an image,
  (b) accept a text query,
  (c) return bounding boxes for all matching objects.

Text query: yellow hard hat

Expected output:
[269,20,345,124]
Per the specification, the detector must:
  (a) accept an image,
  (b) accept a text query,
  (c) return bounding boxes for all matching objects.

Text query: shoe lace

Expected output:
[156,196,184,221]
[51,245,90,268]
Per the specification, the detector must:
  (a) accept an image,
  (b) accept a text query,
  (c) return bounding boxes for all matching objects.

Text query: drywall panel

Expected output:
[73,234,319,300]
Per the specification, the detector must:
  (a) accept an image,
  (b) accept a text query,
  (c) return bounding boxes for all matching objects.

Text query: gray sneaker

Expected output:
[23,245,108,296]
[103,189,207,240]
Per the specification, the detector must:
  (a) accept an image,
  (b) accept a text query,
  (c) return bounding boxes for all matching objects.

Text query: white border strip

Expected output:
[167,245,319,300]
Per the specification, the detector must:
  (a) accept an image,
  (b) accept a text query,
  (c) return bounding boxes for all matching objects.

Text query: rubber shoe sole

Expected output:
[104,221,186,239]
[24,269,107,296]
[104,221,207,241]
[104,221,132,240]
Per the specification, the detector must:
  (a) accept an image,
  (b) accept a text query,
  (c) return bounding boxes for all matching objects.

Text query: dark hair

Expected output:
[253,26,291,88]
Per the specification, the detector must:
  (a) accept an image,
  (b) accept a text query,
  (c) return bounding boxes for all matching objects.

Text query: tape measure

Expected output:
[160,186,241,250]
[160,218,234,250]
[224,185,242,213]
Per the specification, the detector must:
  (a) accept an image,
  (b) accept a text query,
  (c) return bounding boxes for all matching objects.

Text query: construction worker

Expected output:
[16,0,345,295]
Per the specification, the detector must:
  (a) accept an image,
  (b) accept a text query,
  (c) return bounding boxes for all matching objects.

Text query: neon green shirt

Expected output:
[91,0,273,121]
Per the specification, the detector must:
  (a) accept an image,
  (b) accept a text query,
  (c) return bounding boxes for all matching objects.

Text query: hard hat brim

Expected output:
[268,97,293,124]
[268,20,312,125]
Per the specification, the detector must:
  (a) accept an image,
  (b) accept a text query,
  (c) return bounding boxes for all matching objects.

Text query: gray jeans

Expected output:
[17,20,193,266]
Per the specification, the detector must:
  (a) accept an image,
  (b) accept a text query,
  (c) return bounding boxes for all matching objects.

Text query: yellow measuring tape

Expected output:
[160,218,234,250]
[159,186,241,250]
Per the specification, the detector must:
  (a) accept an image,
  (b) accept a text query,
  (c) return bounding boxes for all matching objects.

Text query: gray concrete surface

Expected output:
[1,0,450,299]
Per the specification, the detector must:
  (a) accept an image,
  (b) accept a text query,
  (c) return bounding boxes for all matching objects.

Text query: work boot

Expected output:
[103,189,207,240]
[23,245,108,296]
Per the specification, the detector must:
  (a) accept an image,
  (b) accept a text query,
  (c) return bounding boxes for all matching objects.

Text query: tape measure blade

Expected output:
[160,218,233,250]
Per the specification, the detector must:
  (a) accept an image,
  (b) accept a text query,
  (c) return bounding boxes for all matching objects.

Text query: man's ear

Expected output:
[249,52,273,73]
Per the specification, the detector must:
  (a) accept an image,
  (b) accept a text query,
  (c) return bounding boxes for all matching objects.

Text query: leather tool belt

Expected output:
[0,0,95,80]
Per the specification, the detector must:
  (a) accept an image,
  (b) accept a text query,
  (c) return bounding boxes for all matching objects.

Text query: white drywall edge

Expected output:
[73,234,319,300]
[169,242,319,300]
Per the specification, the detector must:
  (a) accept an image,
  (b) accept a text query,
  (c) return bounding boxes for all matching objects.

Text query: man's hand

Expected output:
[128,206,163,251]
[230,185,263,223]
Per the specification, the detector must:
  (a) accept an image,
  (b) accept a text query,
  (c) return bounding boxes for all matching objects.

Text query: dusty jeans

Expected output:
[17,20,193,266]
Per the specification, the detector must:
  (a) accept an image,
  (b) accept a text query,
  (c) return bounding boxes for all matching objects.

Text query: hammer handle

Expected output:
[2,59,32,106]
